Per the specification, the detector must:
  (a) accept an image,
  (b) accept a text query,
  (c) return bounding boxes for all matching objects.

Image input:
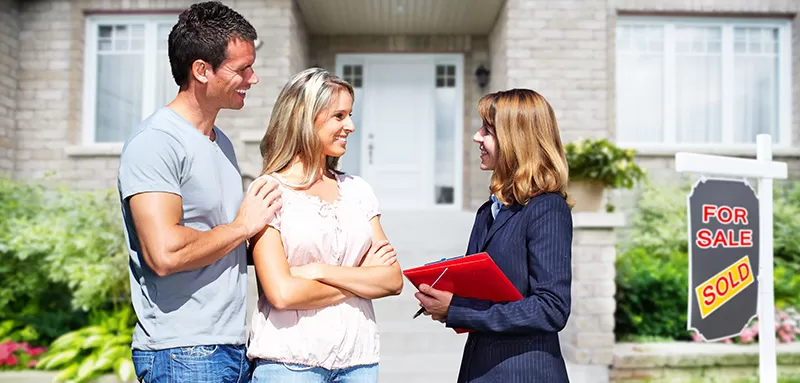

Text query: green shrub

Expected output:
[0,178,129,346]
[616,248,691,341]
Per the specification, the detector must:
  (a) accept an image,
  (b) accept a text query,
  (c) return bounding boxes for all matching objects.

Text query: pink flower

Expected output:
[740,328,755,343]
[723,338,733,344]
[692,332,703,342]
[779,330,794,343]
[27,360,37,368]
[6,355,18,366]
[28,347,47,357]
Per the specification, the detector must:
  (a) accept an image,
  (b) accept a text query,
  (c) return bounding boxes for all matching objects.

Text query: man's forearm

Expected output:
[154,222,248,276]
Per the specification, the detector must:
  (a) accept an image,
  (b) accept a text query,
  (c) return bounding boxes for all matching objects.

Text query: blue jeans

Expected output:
[132,344,252,383]
[252,360,378,383]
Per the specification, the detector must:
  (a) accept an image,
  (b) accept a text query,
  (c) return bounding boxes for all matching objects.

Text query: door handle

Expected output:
[368,134,374,165]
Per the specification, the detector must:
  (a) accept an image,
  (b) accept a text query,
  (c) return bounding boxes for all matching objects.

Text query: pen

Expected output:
[413,267,448,319]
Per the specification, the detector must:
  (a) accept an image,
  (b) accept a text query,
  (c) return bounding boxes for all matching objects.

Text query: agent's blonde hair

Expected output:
[259,68,354,187]
[478,88,574,208]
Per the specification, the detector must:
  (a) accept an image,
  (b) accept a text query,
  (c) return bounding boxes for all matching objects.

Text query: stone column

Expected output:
[562,212,625,366]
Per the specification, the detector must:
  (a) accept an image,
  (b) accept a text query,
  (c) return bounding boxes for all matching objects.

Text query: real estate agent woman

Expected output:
[415,88,574,383]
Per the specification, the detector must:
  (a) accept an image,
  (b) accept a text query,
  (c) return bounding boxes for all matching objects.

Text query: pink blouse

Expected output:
[246,173,381,369]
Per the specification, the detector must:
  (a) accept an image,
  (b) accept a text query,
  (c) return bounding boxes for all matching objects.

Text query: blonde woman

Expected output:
[246,68,403,382]
[414,89,574,382]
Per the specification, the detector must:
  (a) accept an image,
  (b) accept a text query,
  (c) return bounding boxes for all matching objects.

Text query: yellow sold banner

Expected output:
[694,255,754,319]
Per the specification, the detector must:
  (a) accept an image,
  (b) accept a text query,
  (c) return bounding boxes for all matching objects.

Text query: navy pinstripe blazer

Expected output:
[446,192,573,383]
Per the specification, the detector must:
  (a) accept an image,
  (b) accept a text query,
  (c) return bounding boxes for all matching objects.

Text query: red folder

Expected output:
[403,252,524,333]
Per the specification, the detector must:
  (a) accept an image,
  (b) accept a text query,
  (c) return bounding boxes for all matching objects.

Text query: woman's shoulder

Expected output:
[247,173,282,192]
[524,192,571,216]
[337,173,374,192]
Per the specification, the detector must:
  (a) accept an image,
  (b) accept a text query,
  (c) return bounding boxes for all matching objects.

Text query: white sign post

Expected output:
[675,134,788,383]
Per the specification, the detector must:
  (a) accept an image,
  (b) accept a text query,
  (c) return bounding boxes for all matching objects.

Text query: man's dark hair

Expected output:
[168,1,257,88]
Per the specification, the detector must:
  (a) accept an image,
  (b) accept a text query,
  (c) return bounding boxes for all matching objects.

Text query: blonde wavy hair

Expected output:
[478,88,574,208]
[259,68,354,188]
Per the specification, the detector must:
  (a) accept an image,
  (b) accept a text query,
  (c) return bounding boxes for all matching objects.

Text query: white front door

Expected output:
[336,54,463,210]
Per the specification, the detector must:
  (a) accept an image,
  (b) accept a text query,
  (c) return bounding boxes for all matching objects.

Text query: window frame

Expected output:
[615,16,793,150]
[82,14,178,145]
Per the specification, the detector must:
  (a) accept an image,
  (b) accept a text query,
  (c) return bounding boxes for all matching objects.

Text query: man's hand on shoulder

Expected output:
[233,176,283,238]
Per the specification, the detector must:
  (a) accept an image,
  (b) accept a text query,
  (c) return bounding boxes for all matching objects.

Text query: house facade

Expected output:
[1,0,797,210]
[0,0,798,380]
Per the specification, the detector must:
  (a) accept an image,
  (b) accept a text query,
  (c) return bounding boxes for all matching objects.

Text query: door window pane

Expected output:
[435,68,456,205]
[338,88,363,175]
[342,65,363,88]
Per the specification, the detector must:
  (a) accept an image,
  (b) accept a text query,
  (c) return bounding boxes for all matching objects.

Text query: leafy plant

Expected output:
[0,341,47,370]
[0,179,88,345]
[0,177,129,346]
[565,138,646,189]
[37,305,136,383]
[0,320,40,345]
[616,247,691,341]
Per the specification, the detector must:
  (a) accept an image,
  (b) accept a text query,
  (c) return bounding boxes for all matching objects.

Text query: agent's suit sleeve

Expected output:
[445,194,573,334]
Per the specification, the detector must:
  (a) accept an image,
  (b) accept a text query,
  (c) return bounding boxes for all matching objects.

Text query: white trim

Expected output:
[335,53,465,210]
[64,143,124,157]
[778,24,792,146]
[81,18,96,145]
[616,16,793,148]
[572,212,625,228]
[675,151,788,179]
[82,14,178,145]
[626,143,800,158]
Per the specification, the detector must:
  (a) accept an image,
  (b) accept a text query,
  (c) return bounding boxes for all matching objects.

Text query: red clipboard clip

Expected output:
[403,252,523,333]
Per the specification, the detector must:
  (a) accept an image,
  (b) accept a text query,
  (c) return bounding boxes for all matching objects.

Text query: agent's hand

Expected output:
[360,240,397,267]
[234,176,282,238]
[415,284,453,323]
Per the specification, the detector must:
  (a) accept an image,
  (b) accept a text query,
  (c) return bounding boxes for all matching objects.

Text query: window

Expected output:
[337,64,364,175]
[342,65,363,88]
[616,17,791,147]
[434,64,458,204]
[83,15,178,144]
[436,65,456,88]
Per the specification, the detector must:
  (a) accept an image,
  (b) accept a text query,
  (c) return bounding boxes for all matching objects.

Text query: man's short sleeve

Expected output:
[118,129,185,200]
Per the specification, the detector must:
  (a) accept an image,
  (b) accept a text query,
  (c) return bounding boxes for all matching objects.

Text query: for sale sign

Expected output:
[688,178,759,342]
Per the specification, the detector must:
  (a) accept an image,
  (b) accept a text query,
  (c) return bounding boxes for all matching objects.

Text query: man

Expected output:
[117,2,280,382]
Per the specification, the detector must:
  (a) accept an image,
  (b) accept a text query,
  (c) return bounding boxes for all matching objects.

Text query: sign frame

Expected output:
[675,134,788,383]
[686,177,760,342]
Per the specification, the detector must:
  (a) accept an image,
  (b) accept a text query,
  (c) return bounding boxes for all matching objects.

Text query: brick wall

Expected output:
[0,0,19,177]
[304,35,491,209]
[11,0,298,190]
[493,0,609,144]
[218,0,309,179]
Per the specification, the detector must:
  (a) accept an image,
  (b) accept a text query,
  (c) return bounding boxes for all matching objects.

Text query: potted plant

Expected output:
[564,138,645,212]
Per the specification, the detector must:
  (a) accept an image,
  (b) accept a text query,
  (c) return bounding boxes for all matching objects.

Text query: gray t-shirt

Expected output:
[117,107,247,350]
